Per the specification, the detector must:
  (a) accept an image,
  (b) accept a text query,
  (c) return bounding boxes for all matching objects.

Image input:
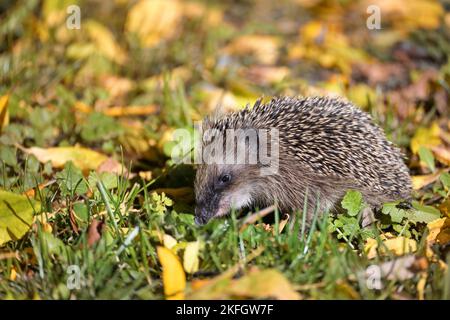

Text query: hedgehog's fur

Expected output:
[194,96,412,225]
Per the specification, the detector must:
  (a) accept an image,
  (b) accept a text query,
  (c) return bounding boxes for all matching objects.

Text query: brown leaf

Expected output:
[97,158,132,178]
[224,35,280,65]
[87,219,105,247]
[431,146,450,166]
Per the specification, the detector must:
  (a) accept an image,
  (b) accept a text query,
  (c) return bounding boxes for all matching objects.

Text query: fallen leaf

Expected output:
[425,218,450,262]
[189,267,301,300]
[360,0,443,31]
[99,75,135,101]
[242,66,290,85]
[412,170,445,190]
[365,236,417,259]
[126,0,182,48]
[157,246,186,300]
[97,158,129,177]
[0,94,10,133]
[140,67,191,91]
[431,146,450,166]
[0,190,40,246]
[10,267,17,281]
[84,20,127,65]
[183,240,200,274]
[410,122,442,154]
[224,35,281,65]
[87,219,105,247]
[163,234,177,250]
[21,146,108,172]
[138,171,153,181]
[103,105,159,117]
[182,1,223,27]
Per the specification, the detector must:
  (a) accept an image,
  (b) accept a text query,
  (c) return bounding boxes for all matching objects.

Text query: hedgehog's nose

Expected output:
[194,207,208,225]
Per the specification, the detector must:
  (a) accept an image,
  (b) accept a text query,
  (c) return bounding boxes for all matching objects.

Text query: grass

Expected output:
[0,166,448,299]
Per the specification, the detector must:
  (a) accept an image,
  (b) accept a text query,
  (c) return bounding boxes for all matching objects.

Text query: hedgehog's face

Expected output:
[194,163,258,225]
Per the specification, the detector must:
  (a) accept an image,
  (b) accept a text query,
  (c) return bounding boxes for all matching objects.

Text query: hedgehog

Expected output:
[194,96,412,225]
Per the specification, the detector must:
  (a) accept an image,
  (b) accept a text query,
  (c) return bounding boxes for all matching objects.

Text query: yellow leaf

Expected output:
[0,94,10,133]
[126,0,182,48]
[360,0,443,31]
[84,20,127,65]
[10,267,17,281]
[410,123,442,154]
[43,0,78,27]
[0,190,40,246]
[183,241,200,274]
[383,237,417,255]
[365,236,417,259]
[163,234,177,250]
[189,268,301,300]
[417,273,427,300]
[140,67,191,91]
[22,146,108,172]
[224,35,281,65]
[425,218,449,260]
[104,105,158,117]
[364,238,378,259]
[157,246,186,300]
[412,170,444,190]
[346,84,377,108]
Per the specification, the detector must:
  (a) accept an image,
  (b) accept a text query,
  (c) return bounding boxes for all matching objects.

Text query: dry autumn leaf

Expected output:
[431,146,450,166]
[0,190,40,246]
[104,105,159,117]
[0,94,10,133]
[224,35,281,65]
[157,246,186,300]
[163,234,177,250]
[412,170,446,190]
[360,0,443,31]
[365,236,417,259]
[188,267,301,300]
[21,146,108,172]
[183,240,200,274]
[126,0,182,48]
[87,219,105,247]
[84,20,127,65]
[426,218,450,261]
[410,122,442,155]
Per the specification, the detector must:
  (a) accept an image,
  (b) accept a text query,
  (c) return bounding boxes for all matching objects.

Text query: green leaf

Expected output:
[341,190,364,216]
[88,171,118,191]
[382,201,406,223]
[0,190,40,246]
[418,146,435,172]
[440,172,450,189]
[56,162,88,196]
[409,201,441,223]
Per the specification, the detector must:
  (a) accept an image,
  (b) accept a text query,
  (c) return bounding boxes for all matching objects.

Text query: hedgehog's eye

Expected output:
[219,174,231,184]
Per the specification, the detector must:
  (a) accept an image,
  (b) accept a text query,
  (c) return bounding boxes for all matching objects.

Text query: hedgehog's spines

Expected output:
[200,96,412,204]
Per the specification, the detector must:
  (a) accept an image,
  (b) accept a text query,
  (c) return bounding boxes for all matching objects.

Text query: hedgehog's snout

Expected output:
[194,205,211,225]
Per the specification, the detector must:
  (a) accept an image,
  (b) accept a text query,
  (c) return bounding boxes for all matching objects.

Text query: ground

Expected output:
[0,0,450,299]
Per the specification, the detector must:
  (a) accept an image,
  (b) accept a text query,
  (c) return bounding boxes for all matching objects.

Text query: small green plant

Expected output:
[328,190,375,245]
